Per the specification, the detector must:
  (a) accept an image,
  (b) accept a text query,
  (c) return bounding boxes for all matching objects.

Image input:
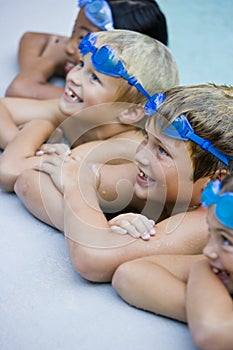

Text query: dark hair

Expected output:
[221,173,233,193]
[108,0,168,45]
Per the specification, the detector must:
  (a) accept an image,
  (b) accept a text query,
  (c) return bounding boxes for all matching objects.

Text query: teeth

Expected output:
[140,170,147,179]
[212,267,229,276]
[66,89,78,101]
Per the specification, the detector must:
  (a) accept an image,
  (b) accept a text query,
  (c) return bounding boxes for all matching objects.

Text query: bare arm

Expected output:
[14,139,139,231]
[33,151,208,282]
[0,101,19,149]
[0,119,55,192]
[112,254,202,322]
[18,32,52,71]
[0,97,62,149]
[187,259,233,350]
[5,32,72,99]
[15,168,64,230]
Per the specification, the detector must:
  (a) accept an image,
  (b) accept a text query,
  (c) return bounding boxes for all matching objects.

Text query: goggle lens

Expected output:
[201,180,233,229]
[78,0,114,31]
[162,114,231,166]
[79,33,163,105]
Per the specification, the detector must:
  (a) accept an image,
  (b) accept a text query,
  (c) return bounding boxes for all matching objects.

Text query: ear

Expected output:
[210,168,228,182]
[117,105,145,125]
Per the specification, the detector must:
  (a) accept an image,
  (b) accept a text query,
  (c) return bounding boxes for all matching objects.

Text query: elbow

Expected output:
[190,320,227,350]
[5,79,28,98]
[67,238,118,283]
[0,159,17,192]
[112,261,136,299]
[14,170,32,197]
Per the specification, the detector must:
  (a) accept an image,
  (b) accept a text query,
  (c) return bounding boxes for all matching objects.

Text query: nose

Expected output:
[65,38,80,61]
[66,67,82,86]
[135,141,151,166]
[203,235,219,260]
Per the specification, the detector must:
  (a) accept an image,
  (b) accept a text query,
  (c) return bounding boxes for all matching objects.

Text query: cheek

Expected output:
[223,255,233,274]
[164,164,193,202]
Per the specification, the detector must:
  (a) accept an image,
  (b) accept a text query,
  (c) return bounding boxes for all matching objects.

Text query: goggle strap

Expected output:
[188,133,228,166]
[134,83,152,99]
[144,93,166,116]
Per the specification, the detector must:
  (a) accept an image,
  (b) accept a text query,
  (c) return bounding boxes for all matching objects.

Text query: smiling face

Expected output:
[134,118,204,213]
[64,7,102,73]
[203,207,233,294]
[59,52,123,117]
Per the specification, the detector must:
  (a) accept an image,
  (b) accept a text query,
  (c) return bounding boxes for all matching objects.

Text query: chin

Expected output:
[134,184,149,200]
[58,100,73,116]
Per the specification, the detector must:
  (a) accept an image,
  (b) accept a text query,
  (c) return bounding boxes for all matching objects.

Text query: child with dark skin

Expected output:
[5,0,168,99]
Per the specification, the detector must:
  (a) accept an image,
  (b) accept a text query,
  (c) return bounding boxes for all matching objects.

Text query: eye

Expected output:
[220,234,233,247]
[91,72,101,84]
[158,145,170,157]
[75,60,84,70]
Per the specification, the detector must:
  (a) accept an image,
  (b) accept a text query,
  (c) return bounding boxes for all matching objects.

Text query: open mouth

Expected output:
[64,62,75,73]
[211,266,231,283]
[65,88,83,103]
[137,168,155,184]
[139,169,148,180]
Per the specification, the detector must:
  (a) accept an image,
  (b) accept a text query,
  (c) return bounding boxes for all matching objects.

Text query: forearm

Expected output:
[15,169,64,230]
[5,61,64,100]
[63,175,139,282]
[113,257,187,321]
[65,192,209,282]
[0,120,55,191]
[18,32,50,71]
[6,31,70,99]
[187,260,233,350]
[64,182,134,248]
[0,101,19,149]
[113,254,202,322]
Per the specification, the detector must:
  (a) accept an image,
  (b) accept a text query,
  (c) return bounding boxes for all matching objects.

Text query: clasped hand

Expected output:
[34,143,100,193]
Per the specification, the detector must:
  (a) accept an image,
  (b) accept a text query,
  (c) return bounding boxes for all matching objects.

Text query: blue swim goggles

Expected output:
[201,179,233,229]
[79,33,166,115]
[160,114,233,166]
[78,0,114,30]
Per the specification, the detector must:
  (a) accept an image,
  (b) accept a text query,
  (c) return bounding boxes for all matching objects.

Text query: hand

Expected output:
[35,142,71,157]
[34,151,100,194]
[109,213,156,240]
[42,35,77,74]
[34,152,78,193]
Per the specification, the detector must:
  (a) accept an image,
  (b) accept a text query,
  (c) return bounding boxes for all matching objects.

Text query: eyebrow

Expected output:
[79,25,93,32]
[215,227,233,237]
[145,125,178,152]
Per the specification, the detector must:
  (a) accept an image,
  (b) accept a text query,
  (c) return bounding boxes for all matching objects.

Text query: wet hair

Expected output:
[154,84,233,181]
[95,30,179,105]
[108,0,168,45]
[221,173,233,194]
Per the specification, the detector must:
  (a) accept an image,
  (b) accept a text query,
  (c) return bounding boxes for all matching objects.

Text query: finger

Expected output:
[36,143,71,156]
[37,154,64,167]
[119,220,141,238]
[34,162,58,175]
[110,225,127,235]
[142,219,156,236]
[134,217,156,236]
[108,214,125,226]
[125,217,150,236]
[141,232,151,241]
